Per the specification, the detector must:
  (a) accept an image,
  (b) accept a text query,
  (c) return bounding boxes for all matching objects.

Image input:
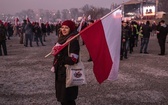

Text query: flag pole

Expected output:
[101,5,122,20]
[45,33,80,58]
[45,5,122,58]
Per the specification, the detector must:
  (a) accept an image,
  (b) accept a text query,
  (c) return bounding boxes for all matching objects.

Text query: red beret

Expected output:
[62,20,76,31]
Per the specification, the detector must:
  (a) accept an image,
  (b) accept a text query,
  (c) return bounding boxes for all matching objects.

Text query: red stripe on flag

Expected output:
[80,20,113,84]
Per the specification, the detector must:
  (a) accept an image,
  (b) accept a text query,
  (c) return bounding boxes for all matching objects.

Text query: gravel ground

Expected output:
[0,33,168,105]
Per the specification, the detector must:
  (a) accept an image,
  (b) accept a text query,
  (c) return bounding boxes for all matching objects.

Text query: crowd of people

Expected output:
[120,19,168,60]
[0,18,61,56]
[0,18,168,105]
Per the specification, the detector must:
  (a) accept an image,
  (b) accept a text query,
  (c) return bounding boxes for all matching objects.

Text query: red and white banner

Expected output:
[45,7,122,84]
[80,9,122,84]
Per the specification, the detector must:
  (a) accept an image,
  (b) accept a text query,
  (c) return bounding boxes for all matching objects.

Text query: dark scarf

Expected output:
[57,31,78,44]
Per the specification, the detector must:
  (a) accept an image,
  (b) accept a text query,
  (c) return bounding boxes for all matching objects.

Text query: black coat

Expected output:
[142,24,152,38]
[122,25,129,40]
[53,38,80,102]
[0,25,7,42]
[34,26,42,37]
[157,24,168,39]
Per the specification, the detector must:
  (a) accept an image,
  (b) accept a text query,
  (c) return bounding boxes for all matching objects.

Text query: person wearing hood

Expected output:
[156,20,168,55]
[53,20,79,105]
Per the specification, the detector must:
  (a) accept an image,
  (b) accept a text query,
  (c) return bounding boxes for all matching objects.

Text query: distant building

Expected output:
[123,0,156,20]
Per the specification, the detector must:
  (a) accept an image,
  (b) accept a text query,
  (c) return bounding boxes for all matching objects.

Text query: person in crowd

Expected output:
[120,21,129,60]
[87,20,94,62]
[53,20,79,105]
[34,22,45,46]
[41,23,47,42]
[13,22,19,36]
[151,21,157,36]
[19,19,27,44]
[0,20,7,56]
[24,19,33,47]
[7,22,13,40]
[55,22,61,36]
[132,21,139,47]
[4,22,10,40]
[21,19,27,45]
[129,22,136,54]
[138,22,144,46]
[156,20,168,55]
[140,21,152,54]
[78,19,88,45]
[46,22,51,36]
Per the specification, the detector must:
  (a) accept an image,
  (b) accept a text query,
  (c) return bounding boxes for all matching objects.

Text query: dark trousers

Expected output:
[120,41,127,58]
[129,37,135,53]
[0,40,7,56]
[43,33,46,42]
[35,36,44,46]
[61,100,76,105]
[25,34,33,47]
[158,38,166,54]
[140,38,149,53]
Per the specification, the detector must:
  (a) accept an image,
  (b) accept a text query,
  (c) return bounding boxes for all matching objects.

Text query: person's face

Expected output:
[61,25,70,36]
[122,22,127,27]
[160,22,164,25]
[88,22,93,25]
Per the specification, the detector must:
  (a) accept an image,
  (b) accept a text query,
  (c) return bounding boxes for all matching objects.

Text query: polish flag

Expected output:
[45,7,122,84]
[80,8,122,84]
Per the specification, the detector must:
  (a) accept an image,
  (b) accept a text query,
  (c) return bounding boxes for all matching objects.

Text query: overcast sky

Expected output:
[0,0,129,14]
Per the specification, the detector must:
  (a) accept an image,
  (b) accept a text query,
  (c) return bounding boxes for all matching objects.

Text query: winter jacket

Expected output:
[53,38,80,102]
[157,24,168,39]
[0,25,7,41]
[25,23,33,35]
[142,24,152,38]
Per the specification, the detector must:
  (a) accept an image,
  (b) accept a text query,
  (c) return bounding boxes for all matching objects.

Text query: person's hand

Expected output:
[156,31,159,34]
[51,43,61,56]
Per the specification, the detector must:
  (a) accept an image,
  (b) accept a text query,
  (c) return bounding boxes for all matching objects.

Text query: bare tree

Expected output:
[55,10,61,19]
[81,5,110,20]
[69,8,80,20]
[61,9,70,20]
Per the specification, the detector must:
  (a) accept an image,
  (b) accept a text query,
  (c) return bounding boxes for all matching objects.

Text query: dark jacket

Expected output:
[130,25,137,38]
[25,22,33,35]
[0,25,7,41]
[53,38,80,102]
[122,25,129,41]
[142,24,152,38]
[34,26,42,37]
[157,24,168,39]
[41,23,46,33]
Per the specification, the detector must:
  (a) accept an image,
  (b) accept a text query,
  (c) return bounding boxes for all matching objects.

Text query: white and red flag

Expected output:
[45,36,77,57]
[45,6,122,84]
[80,8,122,84]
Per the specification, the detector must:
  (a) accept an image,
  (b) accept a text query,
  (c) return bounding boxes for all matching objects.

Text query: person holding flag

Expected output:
[52,20,79,105]
[46,6,122,85]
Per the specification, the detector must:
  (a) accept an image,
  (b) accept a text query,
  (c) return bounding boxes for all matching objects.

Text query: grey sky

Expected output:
[0,0,129,14]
